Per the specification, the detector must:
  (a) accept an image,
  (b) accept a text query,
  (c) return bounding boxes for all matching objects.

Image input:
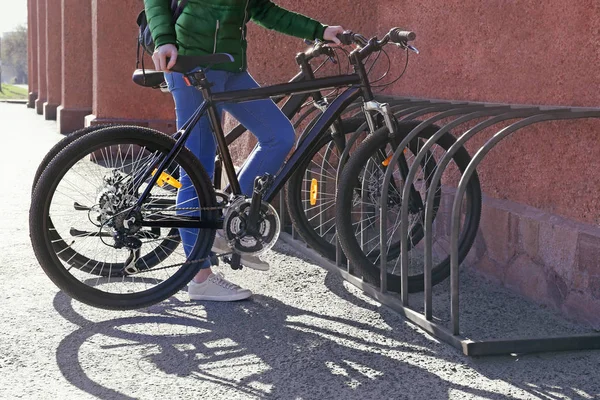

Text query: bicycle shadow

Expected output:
[51,274,600,400]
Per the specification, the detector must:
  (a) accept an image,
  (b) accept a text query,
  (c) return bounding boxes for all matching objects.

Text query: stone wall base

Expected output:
[43,102,59,121]
[35,98,46,115]
[57,106,92,134]
[465,194,600,328]
[27,92,38,109]
[84,115,176,134]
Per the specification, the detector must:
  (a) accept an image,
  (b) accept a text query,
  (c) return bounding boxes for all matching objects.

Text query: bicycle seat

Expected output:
[132,54,235,88]
[132,69,165,88]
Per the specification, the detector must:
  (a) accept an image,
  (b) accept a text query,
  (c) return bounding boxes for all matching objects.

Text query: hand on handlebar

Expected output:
[152,44,178,72]
[323,26,345,45]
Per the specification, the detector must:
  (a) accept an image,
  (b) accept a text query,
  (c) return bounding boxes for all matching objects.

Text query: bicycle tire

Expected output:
[33,124,182,275]
[32,125,114,196]
[30,126,217,310]
[286,119,437,262]
[285,117,369,260]
[336,125,482,293]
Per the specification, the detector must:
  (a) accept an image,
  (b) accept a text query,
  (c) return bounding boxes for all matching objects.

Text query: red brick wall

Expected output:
[246,0,600,226]
[242,0,600,325]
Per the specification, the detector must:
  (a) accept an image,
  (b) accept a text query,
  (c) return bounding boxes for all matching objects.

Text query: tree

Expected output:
[1,25,28,84]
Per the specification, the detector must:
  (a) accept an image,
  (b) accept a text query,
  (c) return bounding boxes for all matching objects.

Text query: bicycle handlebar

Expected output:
[336,27,416,47]
[388,28,416,43]
[301,27,416,63]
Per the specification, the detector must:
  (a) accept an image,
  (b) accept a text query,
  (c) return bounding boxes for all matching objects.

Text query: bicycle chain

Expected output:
[130,202,232,274]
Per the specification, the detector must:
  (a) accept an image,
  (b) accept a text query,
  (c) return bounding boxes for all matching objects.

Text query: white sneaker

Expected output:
[188,273,252,301]
[212,234,270,271]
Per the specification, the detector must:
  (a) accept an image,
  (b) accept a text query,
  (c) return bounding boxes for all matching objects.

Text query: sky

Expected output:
[0,1,28,36]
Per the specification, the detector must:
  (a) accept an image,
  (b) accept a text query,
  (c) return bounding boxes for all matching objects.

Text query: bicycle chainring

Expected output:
[222,197,280,256]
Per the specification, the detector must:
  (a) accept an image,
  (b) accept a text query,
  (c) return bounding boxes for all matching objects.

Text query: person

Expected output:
[144,0,345,301]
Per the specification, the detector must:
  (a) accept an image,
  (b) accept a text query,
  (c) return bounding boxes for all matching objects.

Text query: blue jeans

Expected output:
[165,69,295,265]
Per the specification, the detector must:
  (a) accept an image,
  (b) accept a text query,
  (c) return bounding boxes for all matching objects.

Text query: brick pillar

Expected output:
[43,0,62,120]
[85,0,175,132]
[27,0,39,108]
[57,0,92,134]
[35,0,47,115]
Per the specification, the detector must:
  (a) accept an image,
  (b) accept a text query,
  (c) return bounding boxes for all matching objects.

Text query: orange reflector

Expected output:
[152,169,182,189]
[381,149,408,166]
[310,178,318,206]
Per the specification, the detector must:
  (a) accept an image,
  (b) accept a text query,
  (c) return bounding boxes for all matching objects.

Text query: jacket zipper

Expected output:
[240,0,249,70]
[213,20,220,53]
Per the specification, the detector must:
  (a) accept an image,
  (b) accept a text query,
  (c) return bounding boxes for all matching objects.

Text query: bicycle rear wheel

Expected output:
[30,126,217,310]
[32,125,113,195]
[336,124,482,293]
[32,124,182,273]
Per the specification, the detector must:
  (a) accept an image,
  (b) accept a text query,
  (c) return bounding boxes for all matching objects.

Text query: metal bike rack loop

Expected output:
[374,102,600,356]
[282,95,600,356]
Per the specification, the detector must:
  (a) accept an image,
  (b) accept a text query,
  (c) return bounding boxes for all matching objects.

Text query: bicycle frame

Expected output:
[136,40,390,229]
[136,74,363,230]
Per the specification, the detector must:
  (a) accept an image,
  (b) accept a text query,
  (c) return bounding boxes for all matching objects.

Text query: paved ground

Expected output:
[1,103,600,400]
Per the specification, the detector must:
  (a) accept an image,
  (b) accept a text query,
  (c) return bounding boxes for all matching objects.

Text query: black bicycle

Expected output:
[30,28,479,309]
[30,38,371,275]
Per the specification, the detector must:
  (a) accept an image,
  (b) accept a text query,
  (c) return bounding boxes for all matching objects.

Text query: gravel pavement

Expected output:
[1,103,600,400]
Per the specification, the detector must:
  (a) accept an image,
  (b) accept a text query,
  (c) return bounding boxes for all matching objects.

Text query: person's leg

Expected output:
[222,71,296,196]
[165,70,221,261]
[165,70,251,300]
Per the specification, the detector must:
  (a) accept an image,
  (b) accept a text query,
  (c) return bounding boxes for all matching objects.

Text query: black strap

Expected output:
[171,0,189,21]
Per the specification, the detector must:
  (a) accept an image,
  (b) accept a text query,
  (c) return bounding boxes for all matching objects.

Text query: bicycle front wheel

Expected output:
[336,124,482,293]
[30,126,217,310]
[285,117,368,260]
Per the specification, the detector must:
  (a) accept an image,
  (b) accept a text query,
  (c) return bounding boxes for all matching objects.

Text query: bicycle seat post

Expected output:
[184,68,244,195]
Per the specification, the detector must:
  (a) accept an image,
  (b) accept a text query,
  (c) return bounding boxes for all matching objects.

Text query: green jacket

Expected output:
[144,0,327,72]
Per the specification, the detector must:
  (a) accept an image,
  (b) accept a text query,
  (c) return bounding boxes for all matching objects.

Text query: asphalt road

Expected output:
[1,103,599,400]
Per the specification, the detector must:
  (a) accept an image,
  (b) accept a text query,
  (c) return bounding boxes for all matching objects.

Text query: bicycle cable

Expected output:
[371,48,409,90]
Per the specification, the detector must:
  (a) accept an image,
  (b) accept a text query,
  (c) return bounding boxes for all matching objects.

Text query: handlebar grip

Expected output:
[336,31,356,46]
[389,28,416,43]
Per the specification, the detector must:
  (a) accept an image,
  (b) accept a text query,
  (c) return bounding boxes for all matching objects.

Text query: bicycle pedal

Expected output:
[224,253,243,270]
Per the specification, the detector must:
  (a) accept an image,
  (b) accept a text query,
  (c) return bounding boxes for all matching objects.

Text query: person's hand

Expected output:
[152,44,178,72]
[323,26,345,45]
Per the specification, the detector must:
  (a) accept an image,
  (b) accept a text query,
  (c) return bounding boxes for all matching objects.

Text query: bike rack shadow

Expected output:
[283,97,600,357]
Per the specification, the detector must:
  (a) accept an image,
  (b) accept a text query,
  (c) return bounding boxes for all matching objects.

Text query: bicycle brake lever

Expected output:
[407,45,419,54]
[394,43,419,54]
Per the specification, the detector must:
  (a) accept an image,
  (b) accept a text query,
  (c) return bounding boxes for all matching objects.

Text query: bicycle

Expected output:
[32,42,364,273]
[30,39,371,275]
[29,28,478,309]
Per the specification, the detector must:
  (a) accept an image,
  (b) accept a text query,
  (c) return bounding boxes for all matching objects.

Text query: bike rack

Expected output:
[372,100,600,356]
[281,97,600,355]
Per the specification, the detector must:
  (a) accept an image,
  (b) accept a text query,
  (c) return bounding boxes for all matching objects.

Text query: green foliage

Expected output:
[1,25,28,84]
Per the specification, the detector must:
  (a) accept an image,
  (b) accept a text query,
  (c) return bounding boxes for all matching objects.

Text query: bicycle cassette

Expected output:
[222,197,280,256]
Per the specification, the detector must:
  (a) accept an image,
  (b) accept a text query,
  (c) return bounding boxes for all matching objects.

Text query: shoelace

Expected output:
[209,272,240,290]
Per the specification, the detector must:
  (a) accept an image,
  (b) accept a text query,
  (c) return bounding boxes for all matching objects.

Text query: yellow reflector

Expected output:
[310,178,318,206]
[152,169,182,189]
